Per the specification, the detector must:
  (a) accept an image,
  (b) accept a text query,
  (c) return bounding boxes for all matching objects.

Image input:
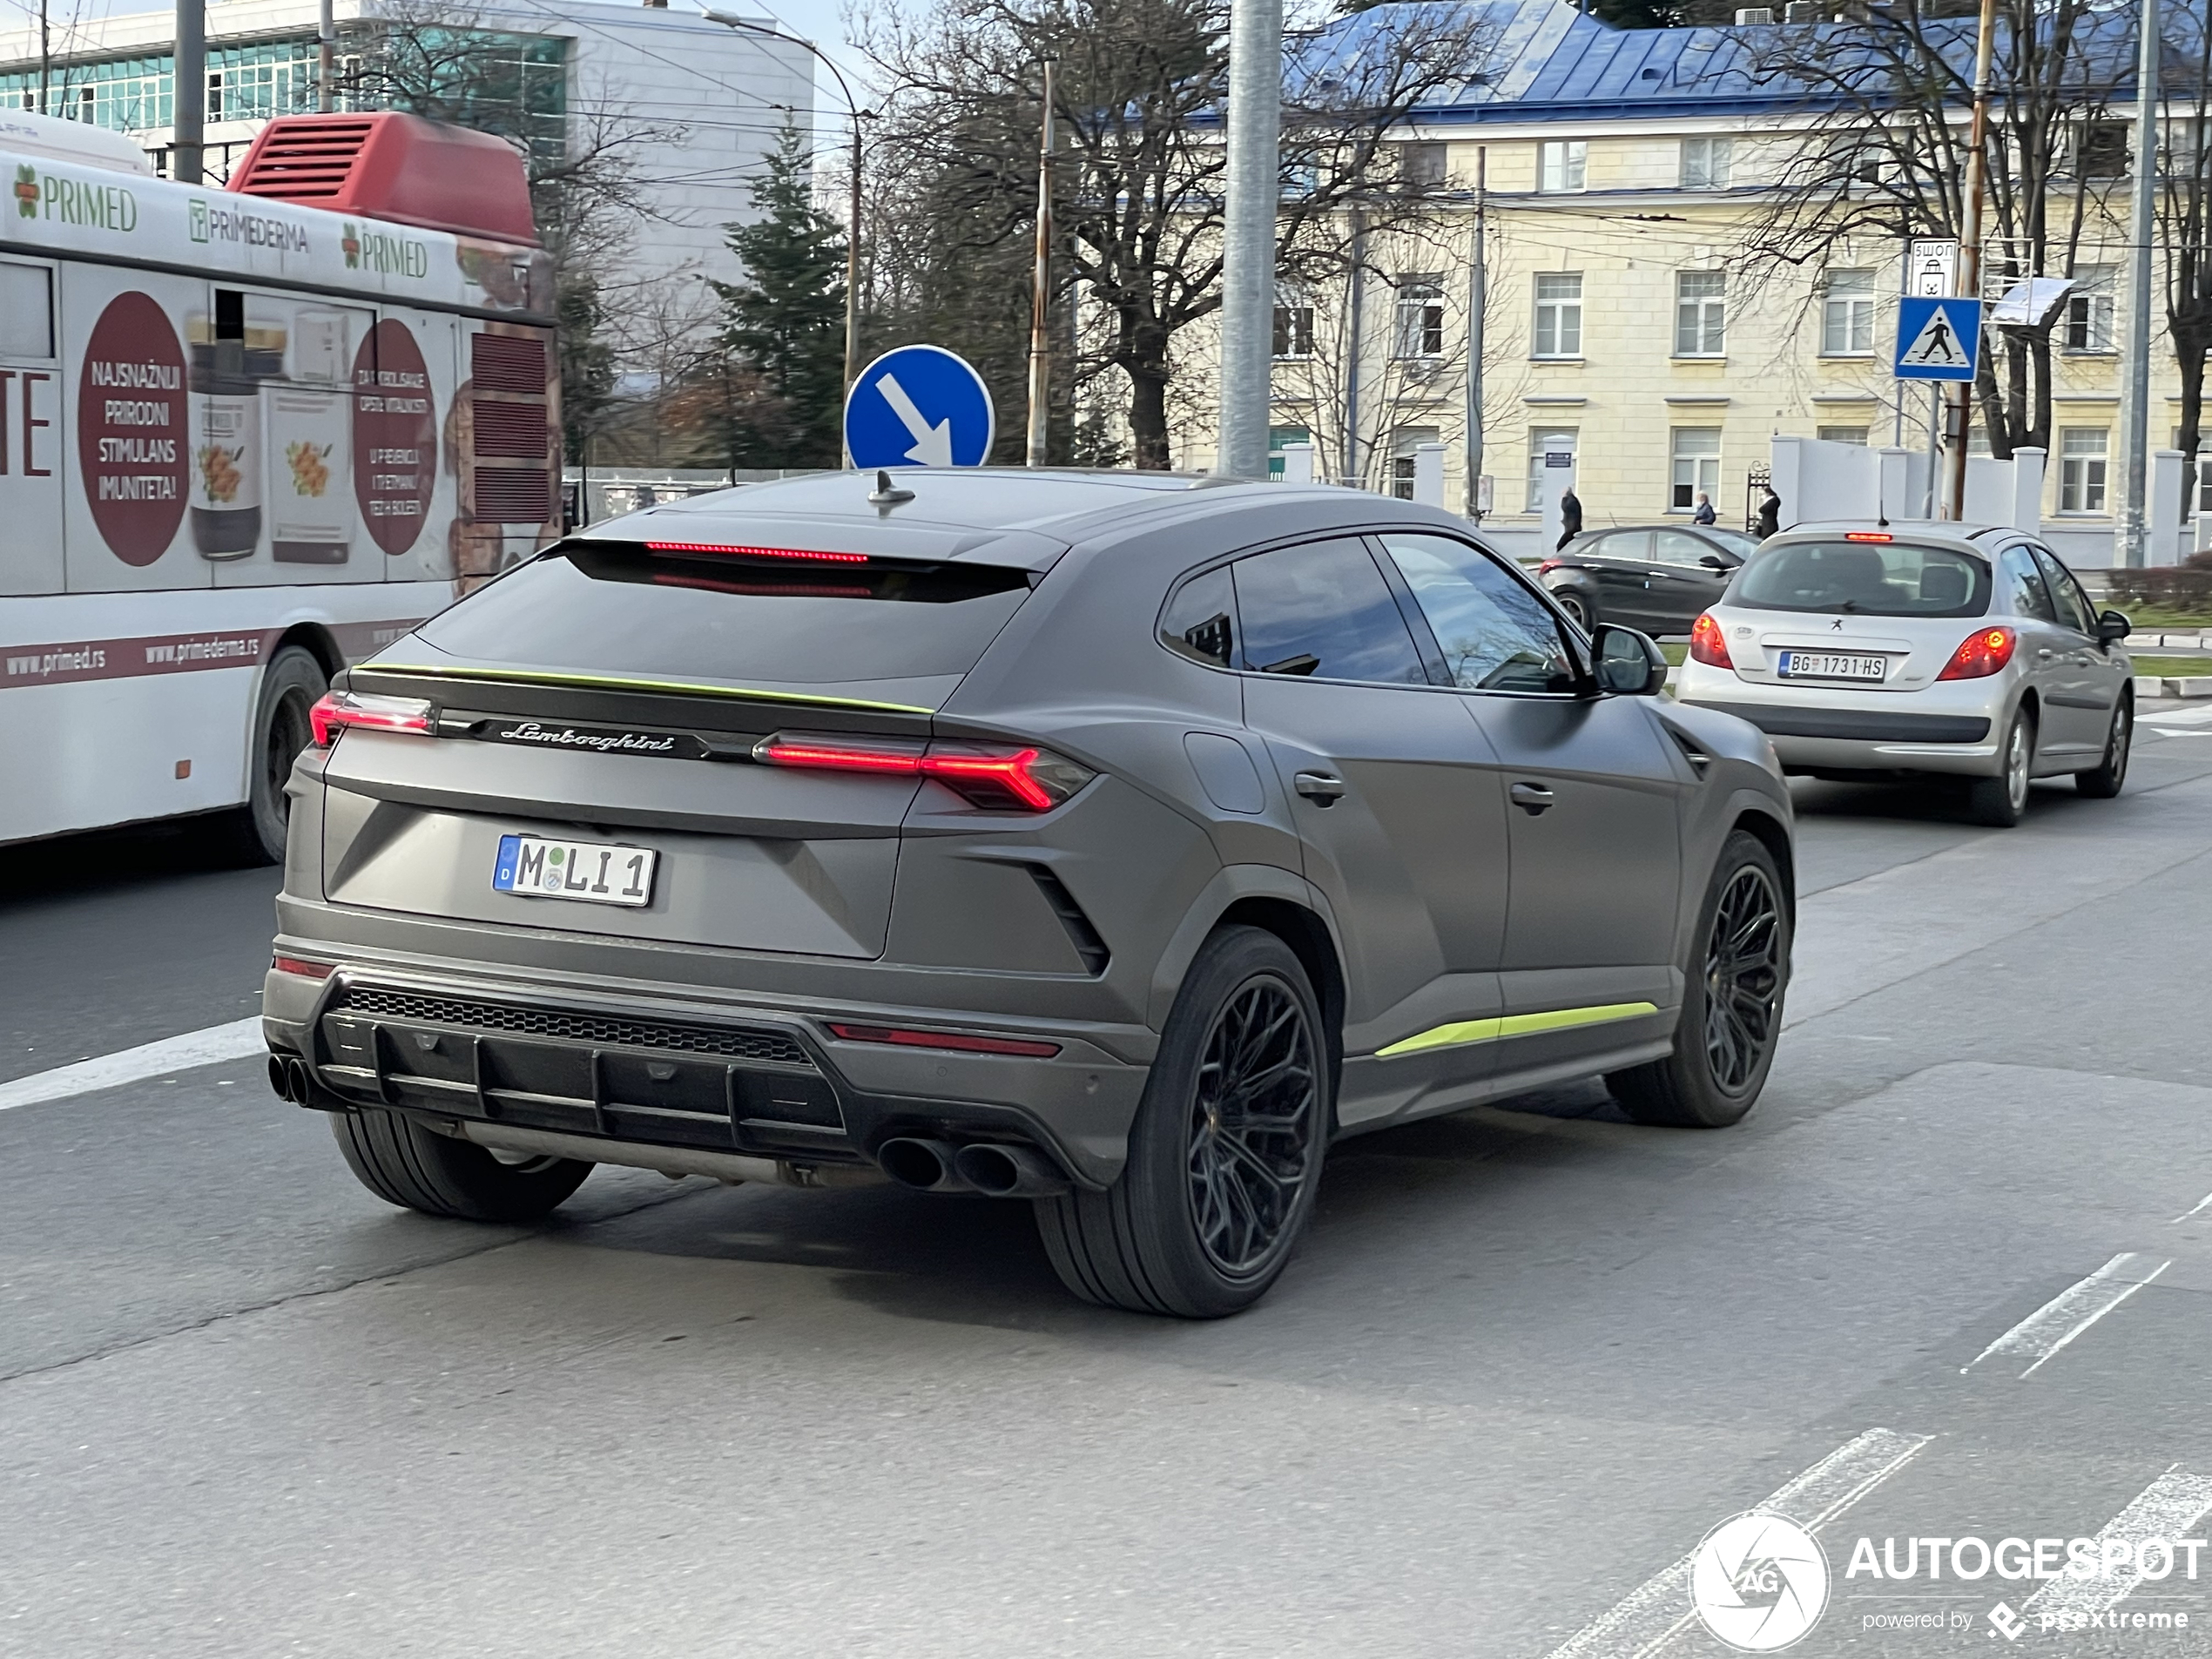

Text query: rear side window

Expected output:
[1998,545,2058,623]
[1730,541,1991,618]
[1230,538,1426,685]
[416,543,1031,685]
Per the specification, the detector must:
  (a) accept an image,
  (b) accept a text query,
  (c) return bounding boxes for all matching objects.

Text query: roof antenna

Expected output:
[867,469,915,507]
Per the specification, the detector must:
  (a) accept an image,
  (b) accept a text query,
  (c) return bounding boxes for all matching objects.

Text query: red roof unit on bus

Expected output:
[226,112,539,247]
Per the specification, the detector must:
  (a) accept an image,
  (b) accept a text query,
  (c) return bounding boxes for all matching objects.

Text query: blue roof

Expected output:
[1279,0,2175,125]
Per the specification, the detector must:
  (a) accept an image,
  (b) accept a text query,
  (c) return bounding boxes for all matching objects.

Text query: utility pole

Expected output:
[1939,0,1999,519]
[2116,0,2162,566]
[173,0,206,184]
[317,0,335,114]
[37,0,50,117]
[1465,146,1487,519]
[1026,58,1056,469]
[1216,0,1282,478]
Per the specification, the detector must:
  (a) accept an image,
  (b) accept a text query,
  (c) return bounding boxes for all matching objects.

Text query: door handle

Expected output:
[1509,781,1556,814]
[1293,771,1346,805]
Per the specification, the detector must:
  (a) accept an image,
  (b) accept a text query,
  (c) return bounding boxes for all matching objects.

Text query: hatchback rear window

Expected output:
[415,543,1032,685]
[1729,541,1991,618]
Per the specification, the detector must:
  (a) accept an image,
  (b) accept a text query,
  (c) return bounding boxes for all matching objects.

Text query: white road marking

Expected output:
[2174,1190,2212,1224]
[1962,1252,2170,1378]
[2021,1466,2212,1630]
[0,1017,265,1113]
[1542,1427,1930,1659]
[2141,705,2212,727]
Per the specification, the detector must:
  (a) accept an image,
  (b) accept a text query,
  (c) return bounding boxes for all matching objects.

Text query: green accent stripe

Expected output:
[1374,1001,1662,1060]
[362,664,939,716]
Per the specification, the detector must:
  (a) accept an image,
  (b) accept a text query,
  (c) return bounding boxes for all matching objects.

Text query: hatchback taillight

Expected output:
[753,733,1094,812]
[308,690,433,746]
[1937,626,2017,680]
[1537,558,1563,575]
[1689,612,1734,668]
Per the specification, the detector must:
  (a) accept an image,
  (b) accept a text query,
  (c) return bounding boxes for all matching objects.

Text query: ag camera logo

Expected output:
[1692,1511,1831,1651]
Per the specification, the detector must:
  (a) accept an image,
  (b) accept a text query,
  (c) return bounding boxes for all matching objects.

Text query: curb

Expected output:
[2135,675,2212,699]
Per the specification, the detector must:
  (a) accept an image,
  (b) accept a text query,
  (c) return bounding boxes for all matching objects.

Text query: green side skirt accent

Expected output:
[362,663,940,716]
[1374,1001,1662,1059]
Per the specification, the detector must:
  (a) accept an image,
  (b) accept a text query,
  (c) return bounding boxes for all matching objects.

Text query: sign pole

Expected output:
[2116,0,2162,566]
[1025,57,1055,469]
[1940,0,2000,520]
[1465,145,1487,519]
[173,0,205,184]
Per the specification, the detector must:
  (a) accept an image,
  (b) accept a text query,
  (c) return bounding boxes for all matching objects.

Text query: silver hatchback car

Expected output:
[1674,522,2134,826]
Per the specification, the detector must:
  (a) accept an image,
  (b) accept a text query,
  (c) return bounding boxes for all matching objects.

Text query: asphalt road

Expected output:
[4,712,2212,1658]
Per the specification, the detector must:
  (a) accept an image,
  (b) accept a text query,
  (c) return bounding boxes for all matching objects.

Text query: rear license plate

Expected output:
[1778,651,1887,681]
[493,834,657,907]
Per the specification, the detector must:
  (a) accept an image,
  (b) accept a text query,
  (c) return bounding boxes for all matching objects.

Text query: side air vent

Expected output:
[1666,725,1713,777]
[1028,866,1110,975]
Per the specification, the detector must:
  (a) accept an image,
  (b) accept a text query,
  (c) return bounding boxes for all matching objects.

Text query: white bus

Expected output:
[0,107,561,860]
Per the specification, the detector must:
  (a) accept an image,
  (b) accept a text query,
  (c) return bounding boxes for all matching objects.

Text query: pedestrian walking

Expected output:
[1692,492,1717,525]
[1557,485,1583,552]
[1755,487,1781,539]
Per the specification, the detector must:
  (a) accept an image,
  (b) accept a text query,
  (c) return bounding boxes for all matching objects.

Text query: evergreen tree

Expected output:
[705,124,848,468]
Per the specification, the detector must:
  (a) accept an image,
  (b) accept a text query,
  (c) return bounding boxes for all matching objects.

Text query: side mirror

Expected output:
[2097,610,2132,644]
[1591,624,1669,697]
[1698,553,1731,570]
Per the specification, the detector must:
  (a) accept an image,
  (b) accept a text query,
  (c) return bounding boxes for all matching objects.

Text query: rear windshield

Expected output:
[415,543,1032,685]
[1730,541,1991,618]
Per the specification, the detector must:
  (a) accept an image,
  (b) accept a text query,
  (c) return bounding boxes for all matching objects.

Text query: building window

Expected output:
[1675,271,1726,356]
[2076,120,2130,178]
[1822,269,1876,355]
[1399,142,1446,187]
[1533,273,1582,358]
[1527,428,1578,511]
[1680,136,1732,190]
[1670,428,1722,510]
[1388,427,1440,499]
[1539,139,1587,192]
[1272,293,1314,359]
[2064,266,2115,352]
[1817,426,1870,445]
[1393,276,1445,359]
[2059,428,2108,513]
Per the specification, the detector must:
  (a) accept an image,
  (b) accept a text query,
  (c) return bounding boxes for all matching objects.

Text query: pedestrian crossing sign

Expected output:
[1894,296,1982,382]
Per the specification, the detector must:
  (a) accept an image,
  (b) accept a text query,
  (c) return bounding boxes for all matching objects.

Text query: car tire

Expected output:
[1608,829,1789,1130]
[1965,707,2035,827]
[2074,696,2131,799]
[1035,926,1331,1318]
[210,645,327,866]
[1552,588,1594,631]
[332,1107,593,1222]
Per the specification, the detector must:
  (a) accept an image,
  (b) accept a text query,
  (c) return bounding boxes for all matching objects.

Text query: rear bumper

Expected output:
[262,954,1150,1190]
[1676,667,2008,777]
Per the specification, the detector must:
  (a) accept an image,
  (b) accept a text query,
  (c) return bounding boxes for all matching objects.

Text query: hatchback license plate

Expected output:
[1779,651,1887,681]
[493,834,657,907]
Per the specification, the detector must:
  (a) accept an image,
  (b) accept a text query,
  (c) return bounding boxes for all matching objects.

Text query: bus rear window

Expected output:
[416,543,1033,685]
[1730,541,1991,618]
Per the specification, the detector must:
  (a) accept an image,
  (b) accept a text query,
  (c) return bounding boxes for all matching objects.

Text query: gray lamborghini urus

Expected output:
[264,469,1796,1317]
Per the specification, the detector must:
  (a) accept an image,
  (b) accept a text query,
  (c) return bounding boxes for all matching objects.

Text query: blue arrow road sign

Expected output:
[843,345,995,469]
[1894,296,1982,382]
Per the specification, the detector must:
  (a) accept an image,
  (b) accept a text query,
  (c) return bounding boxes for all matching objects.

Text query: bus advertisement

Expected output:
[0,108,561,860]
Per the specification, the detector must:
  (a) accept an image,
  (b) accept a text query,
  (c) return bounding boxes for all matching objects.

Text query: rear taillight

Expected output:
[752,733,1094,812]
[308,690,433,746]
[826,1022,1062,1058]
[1937,626,2017,680]
[1689,611,1734,668]
[1537,558,1563,575]
[645,542,867,563]
[271,955,334,979]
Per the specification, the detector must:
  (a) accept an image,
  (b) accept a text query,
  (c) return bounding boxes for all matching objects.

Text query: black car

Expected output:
[1540,524,1760,636]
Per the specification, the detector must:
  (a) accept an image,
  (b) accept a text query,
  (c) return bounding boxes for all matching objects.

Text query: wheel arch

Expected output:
[271,623,344,685]
[1729,806,1797,925]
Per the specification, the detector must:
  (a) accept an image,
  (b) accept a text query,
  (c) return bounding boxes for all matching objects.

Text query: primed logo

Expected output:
[1692,1512,1831,1652]
[13,163,36,217]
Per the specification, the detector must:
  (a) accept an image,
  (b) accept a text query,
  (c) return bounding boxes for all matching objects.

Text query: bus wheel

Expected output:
[220,646,327,866]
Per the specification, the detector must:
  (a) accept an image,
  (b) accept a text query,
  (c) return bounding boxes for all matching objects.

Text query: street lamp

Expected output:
[698,7,868,395]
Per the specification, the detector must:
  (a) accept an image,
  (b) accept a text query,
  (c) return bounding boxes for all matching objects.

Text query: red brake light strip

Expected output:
[644,542,868,563]
[826,1022,1062,1059]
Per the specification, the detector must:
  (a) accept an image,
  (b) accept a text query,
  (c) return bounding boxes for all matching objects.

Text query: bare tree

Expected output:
[1726,0,2130,457]
[868,0,1499,468]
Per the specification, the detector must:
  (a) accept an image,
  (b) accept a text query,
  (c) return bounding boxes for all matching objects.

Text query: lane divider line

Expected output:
[1541,1426,1931,1659]
[0,1018,266,1113]
[2172,1190,2212,1224]
[2021,1466,2212,1630]
[1962,1252,2171,1378]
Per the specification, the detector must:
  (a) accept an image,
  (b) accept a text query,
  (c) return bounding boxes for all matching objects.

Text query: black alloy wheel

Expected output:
[1610,829,1790,1129]
[1701,861,1784,1096]
[1185,974,1322,1276]
[1035,926,1332,1317]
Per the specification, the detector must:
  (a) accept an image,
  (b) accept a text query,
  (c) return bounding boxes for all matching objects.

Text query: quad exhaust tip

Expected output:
[877,1136,1069,1197]
[267,1054,314,1104]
